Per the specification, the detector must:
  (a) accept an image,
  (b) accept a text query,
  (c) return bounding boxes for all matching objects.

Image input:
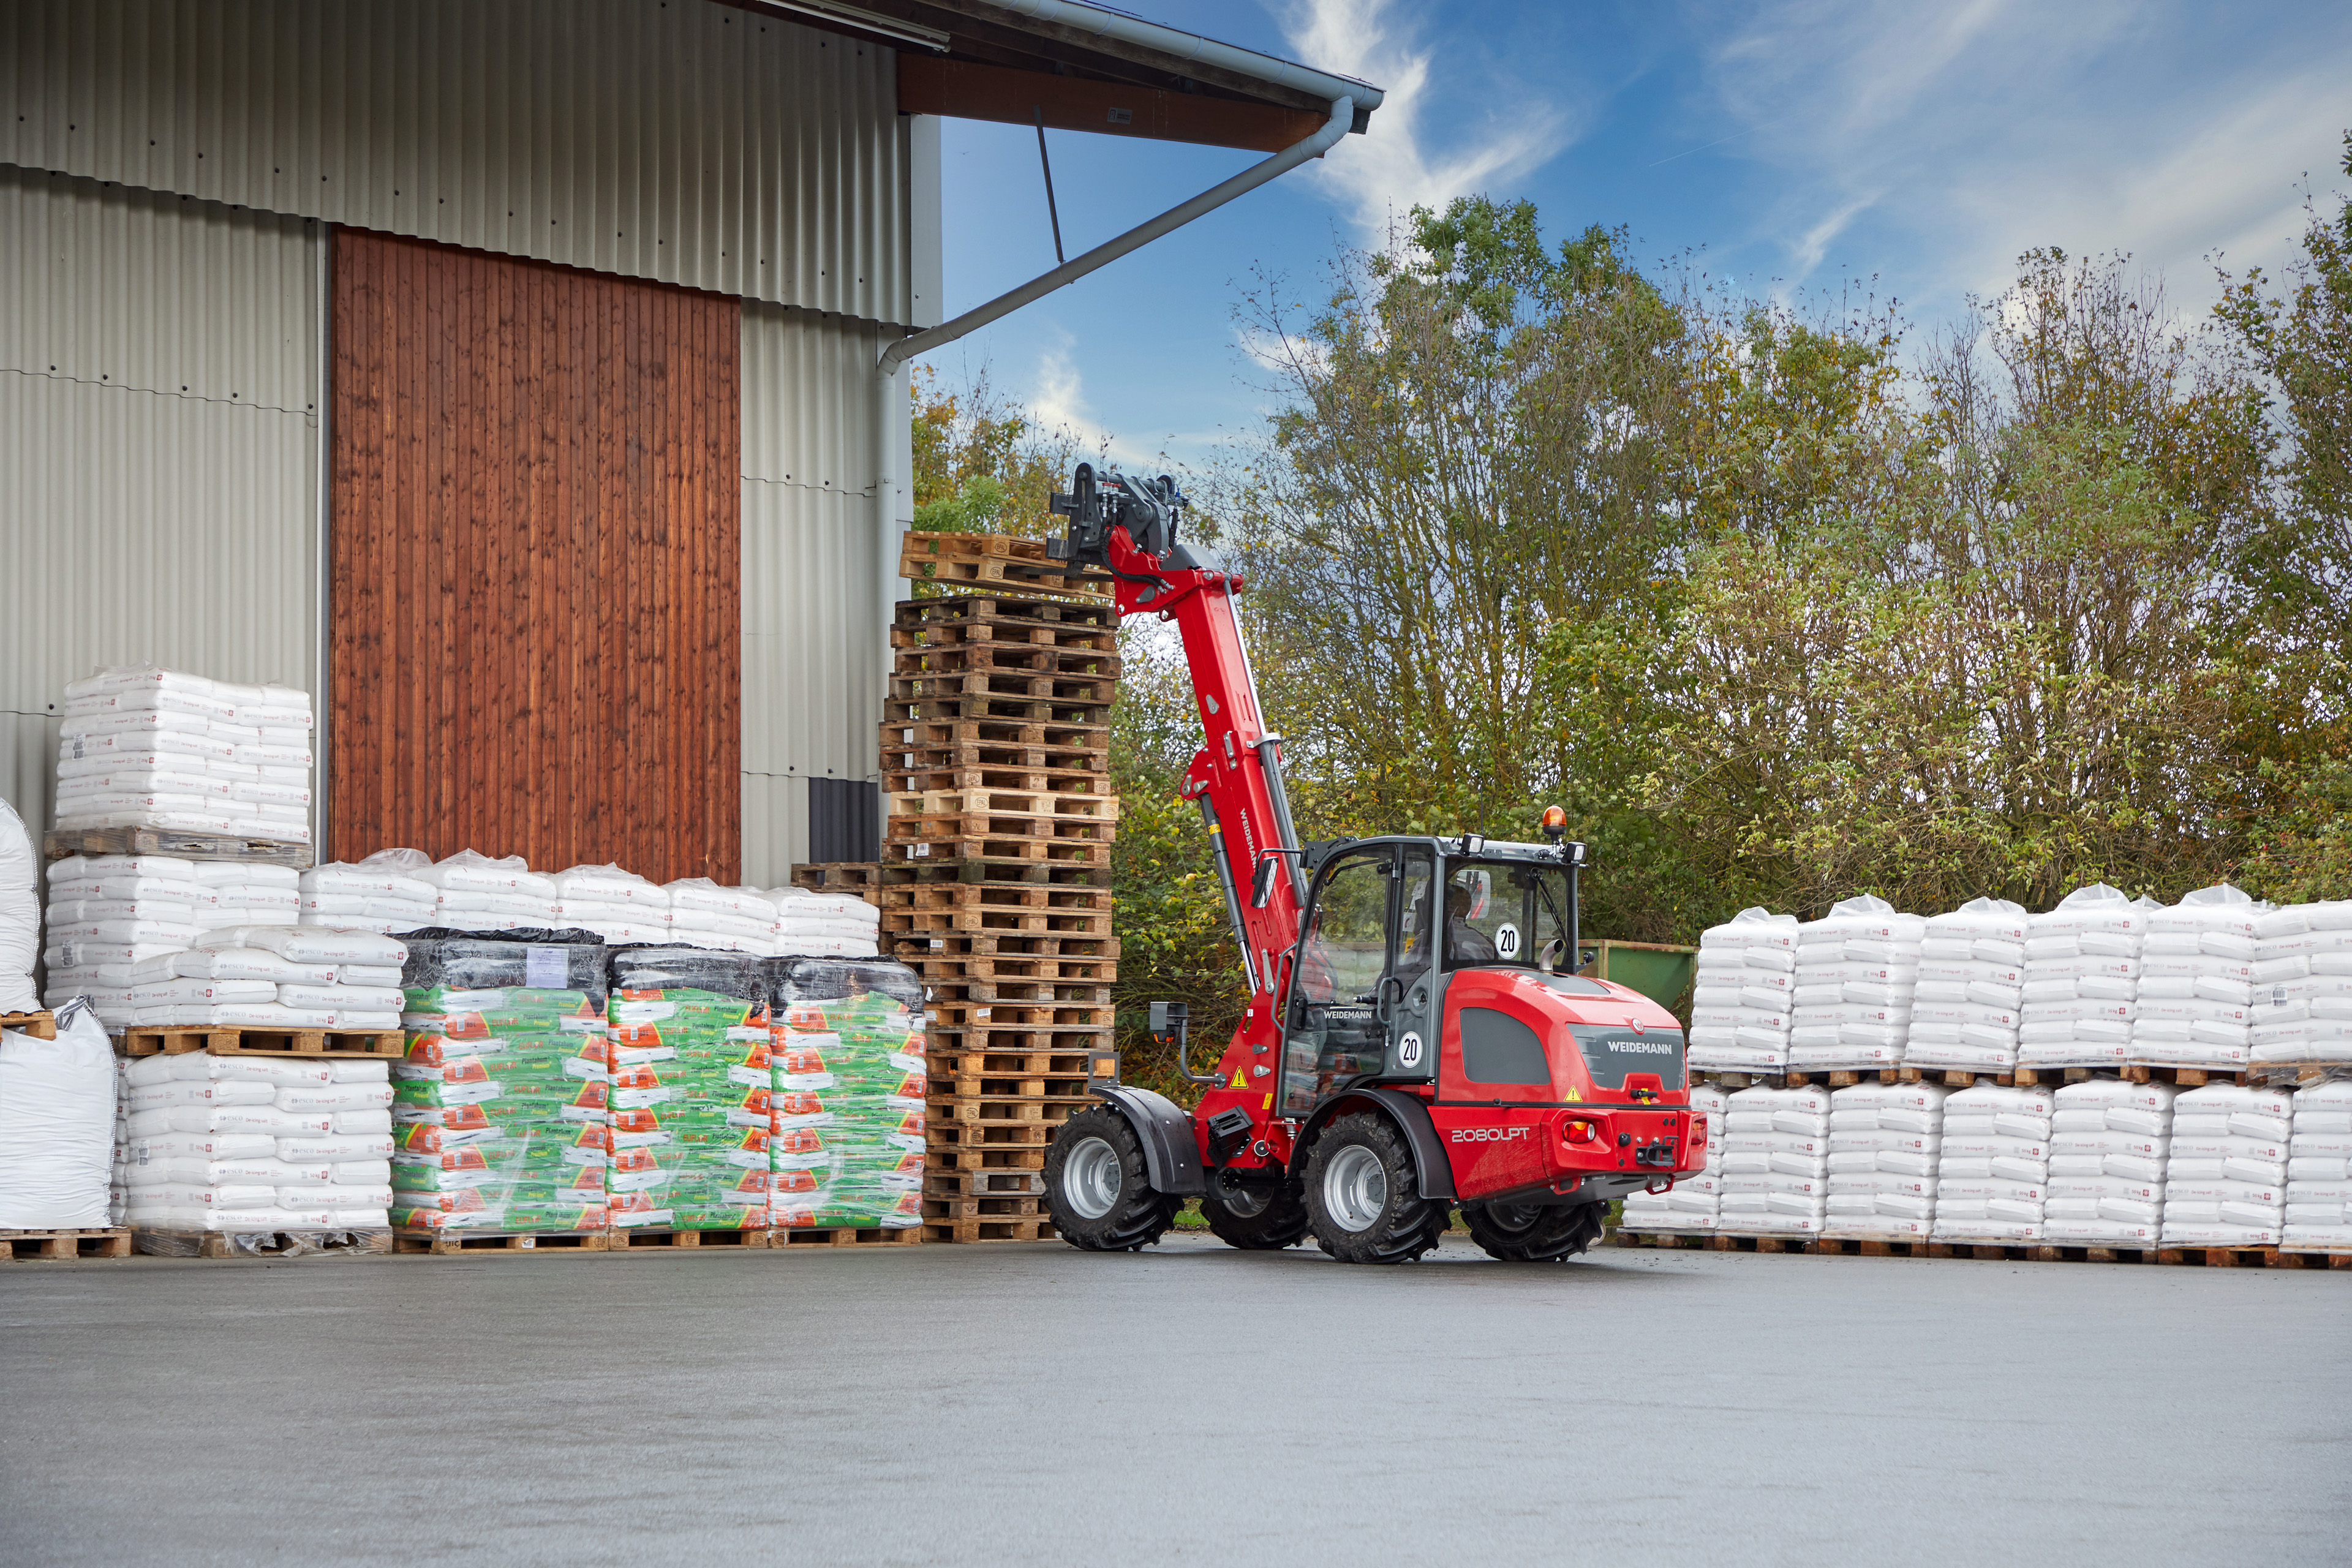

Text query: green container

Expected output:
[1578,940,1698,1014]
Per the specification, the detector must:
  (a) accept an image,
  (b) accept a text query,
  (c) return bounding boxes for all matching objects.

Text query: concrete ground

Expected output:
[1,1235,2346,1567]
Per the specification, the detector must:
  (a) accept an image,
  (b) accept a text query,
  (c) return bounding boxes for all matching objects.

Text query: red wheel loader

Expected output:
[1039,466,1706,1263]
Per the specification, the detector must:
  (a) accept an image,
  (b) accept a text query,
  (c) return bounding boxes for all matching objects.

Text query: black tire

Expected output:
[1199,1174,1310,1250]
[1044,1106,1179,1251]
[1461,1197,1604,1262]
[1301,1112,1450,1264]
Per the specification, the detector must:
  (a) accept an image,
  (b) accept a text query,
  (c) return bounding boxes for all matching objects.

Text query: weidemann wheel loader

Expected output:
[1039,466,1708,1263]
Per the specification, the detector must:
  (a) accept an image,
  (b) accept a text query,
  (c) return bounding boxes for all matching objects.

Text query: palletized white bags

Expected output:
[2281,1079,2352,1250]
[1904,898,2028,1072]
[54,666,313,843]
[2131,885,2267,1069]
[118,1050,394,1231]
[2159,1082,2293,1245]
[1822,1080,1948,1238]
[2017,884,2149,1070]
[1689,908,1798,1072]
[1715,1084,1831,1234]
[2249,902,2352,1066]
[1929,1083,2052,1241]
[1787,895,1923,1069]
[2040,1077,2176,1246]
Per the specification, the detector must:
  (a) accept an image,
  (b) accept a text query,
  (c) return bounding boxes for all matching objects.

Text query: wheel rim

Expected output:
[1063,1136,1123,1220]
[1322,1144,1388,1233]
[1488,1201,1543,1236]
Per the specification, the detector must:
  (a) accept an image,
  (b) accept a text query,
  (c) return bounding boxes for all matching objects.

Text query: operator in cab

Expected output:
[1446,883,1496,965]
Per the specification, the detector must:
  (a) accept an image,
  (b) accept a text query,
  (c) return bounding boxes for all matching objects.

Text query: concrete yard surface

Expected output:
[2,1235,2347,1566]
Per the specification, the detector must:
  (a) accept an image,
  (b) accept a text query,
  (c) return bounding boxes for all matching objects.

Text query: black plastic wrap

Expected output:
[399,933,610,1001]
[766,955,922,1013]
[608,944,768,1005]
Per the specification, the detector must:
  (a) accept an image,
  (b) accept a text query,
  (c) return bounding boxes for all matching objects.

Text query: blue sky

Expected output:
[923,0,2352,471]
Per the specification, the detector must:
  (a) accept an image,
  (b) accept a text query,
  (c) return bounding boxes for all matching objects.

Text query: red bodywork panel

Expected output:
[1096,521,1705,1201]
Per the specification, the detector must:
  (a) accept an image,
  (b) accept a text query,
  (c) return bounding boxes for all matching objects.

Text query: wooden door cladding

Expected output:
[331,229,742,884]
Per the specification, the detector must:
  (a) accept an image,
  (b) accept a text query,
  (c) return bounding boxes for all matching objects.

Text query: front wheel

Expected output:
[1200,1174,1309,1250]
[1044,1106,1179,1251]
[1461,1197,1604,1262]
[1302,1112,1450,1264]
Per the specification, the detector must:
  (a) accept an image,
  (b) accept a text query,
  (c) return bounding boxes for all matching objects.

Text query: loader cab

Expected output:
[1278,836,1594,1117]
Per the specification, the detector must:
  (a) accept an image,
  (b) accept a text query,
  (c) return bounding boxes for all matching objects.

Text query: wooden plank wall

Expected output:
[330,229,742,884]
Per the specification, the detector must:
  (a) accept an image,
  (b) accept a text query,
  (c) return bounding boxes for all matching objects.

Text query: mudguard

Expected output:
[1292,1087,1458,1200]
[1090,1085,1206,1197]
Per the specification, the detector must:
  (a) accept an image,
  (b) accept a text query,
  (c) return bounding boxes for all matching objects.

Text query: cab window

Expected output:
[1294,850,1393,1004]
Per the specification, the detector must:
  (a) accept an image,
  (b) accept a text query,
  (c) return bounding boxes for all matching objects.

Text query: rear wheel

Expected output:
[1200,1174,1309,1250]
[1046,1107,1179,1251]
[1302,1112,1450,1264]
[1461,1197,1604,1262]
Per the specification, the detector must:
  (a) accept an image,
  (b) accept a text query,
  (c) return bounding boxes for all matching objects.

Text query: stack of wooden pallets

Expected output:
[881,587,1122,1242]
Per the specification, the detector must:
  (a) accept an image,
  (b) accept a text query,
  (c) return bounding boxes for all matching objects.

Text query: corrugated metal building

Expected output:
[0,0,1376,886]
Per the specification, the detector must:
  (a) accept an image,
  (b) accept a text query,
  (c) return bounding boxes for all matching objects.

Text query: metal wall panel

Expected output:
[740,297,888,886]
[0,165,320,845]
[0,0,915,327]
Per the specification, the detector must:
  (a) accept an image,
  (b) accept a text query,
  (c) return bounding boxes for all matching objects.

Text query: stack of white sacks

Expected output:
[1716,1084,1830,1237]
[2283,1080,2352,1250]
[1822,1080,1948,1240]
[290,850,882,958]
[119,1051,394,1231]
[2132,885,2264,1069]
[1929,1084,2052,1242]
[55,666,312,843]
[2041,1078,2176,1248]
[2250,901,2352,1066]
[1687,908,1797,1072]
[2158,1082,2293,1246]
[1618,1082,1728,1232]
[2017,884,2148,1071]
[770,886,881,958]
[1905,899,2028,1073]
[43,854,303,1024]
[0,797,39,1014]
[1787,895,1923,1070]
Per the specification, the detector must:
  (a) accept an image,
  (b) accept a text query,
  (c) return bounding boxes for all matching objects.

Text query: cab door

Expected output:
[1277,844,1436,1116]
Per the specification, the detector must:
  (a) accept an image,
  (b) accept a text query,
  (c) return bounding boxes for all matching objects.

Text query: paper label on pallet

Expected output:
[612,1209,676,1227]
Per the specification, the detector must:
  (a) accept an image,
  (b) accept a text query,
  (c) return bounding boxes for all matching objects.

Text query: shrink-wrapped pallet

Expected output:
[2248,902,2352,1066]
[1822,1080,1948,1238]
[2130,886,2267,1069]
[2040,1077,2176,1246]
[42,855,303,1021]
[2158,1082,2292,1245]
[1714,1084,1830,1234]
[1787,895,1923,1069]
[606,947,774,1231]
[53,666,312,842]
[1905,899,2028,1072]
[1687,909,1797,1072]
[2016,885,2149,1070]
[298,849,439,937]
[119,1047,391,1231]
[2281,1079,2352,1250]
[767,957,925,1230]
[386,935,611,1234]
[1929,1084,2052,1241]
[769,888,883,958]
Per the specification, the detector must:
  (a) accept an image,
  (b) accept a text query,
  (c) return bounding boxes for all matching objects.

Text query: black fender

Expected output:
[1089,1085,1206,1197]
[1290,1087,1457,1200]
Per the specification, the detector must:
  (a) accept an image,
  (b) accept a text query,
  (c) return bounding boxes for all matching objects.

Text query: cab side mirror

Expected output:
[1250,854,1280,910]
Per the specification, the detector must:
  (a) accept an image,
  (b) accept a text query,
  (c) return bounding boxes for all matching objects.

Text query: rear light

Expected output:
[1689,1115,1708,1152]
[1564,1119,1597,1145]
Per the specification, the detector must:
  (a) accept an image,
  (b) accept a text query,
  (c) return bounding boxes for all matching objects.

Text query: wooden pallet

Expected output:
[788,862,883,903]
[895,932,1120,962]
[884,859,1112,889]
[882,737,1110,780]
[923,1190,1048,1221]
[925,1169,1049,1198]
[393,1229,612,1255]
[2122,1064,2248,1087]
[890,671,1118,708]
[1807,1235,1937,1258]
[899,532,1112,603]
[43,824,315,867]
[895,643,1119,682]
[2273,1248,2352,1270]
[1,1011,57,1039]
[929,1094,1088,1125]
[923,1028,1116,1058]
[922,1215,1058,1243]
[890,835,1112,869]
[885,716,1109,753]
[1896,1066,2018,1087]
[891,694,1113,726]
[930,1120,1063,1152]
[892,590,1118,641]
[884,786,1117,823]
[607,1226,774,1250]
[770,1223,922,1248]
[2011,1066,2102,1087]
[1786,1068,1904,1087]
[927,1001,1107,1030]
[928,1145,1049,1174]
[119,1025,404,1059]
[3,1227,133,1261]
[922,974,1114,1004]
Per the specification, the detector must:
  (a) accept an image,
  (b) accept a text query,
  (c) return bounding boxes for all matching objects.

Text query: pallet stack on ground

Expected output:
[881,587,1121,1243]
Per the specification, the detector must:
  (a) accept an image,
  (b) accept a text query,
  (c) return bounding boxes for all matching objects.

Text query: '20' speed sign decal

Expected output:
[1494,922,1521,959]
[1398,1031,1423,1068]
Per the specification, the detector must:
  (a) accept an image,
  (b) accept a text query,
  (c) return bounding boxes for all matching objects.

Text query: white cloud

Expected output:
[1026,334,1118,458]
[1694,1,2352,307]
[1280,0,1574,241]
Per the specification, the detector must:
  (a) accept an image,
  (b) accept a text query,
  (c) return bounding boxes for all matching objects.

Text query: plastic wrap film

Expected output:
[607,946,774,1232]
[389,937,611,1235]
[133,1227,391,1257]
[766,957,925,1231]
